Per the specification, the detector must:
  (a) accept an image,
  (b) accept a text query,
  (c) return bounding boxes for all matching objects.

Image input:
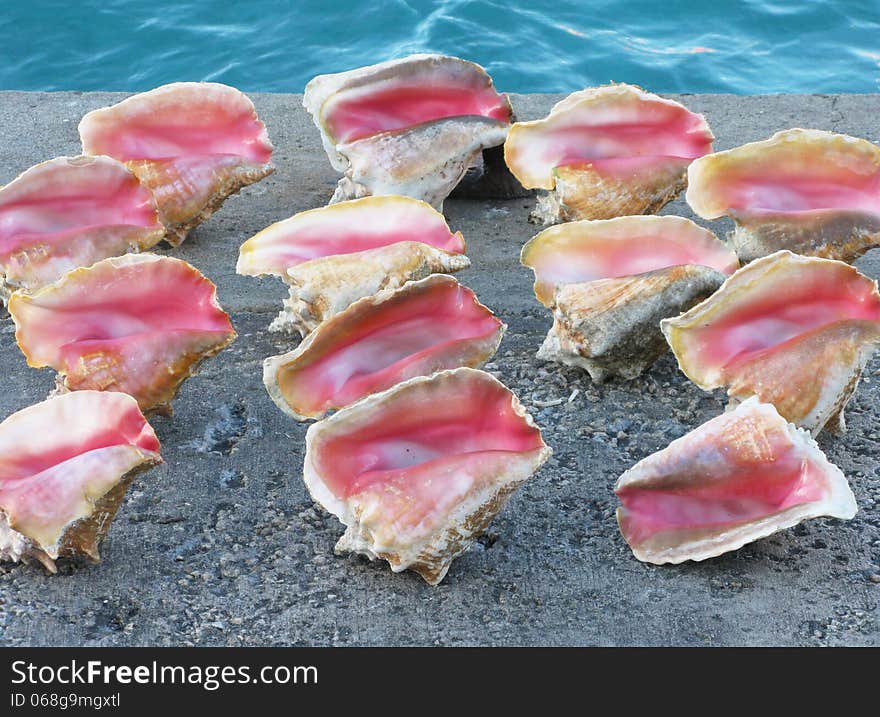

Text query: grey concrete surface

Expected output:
[0,91,878,647]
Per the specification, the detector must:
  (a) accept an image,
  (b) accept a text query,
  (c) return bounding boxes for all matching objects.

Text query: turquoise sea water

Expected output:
[2,1,879,93]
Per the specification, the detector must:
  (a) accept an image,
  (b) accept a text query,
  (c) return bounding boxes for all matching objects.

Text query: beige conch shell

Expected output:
[522,216,737,380]
[538,265,727,382]
[272,241,471,336]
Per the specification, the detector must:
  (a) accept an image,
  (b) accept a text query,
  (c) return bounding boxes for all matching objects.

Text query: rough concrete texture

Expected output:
[0,91,878,647]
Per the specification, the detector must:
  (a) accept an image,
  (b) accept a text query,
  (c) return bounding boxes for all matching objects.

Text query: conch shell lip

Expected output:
[305,53,512,148]
[78,81,274,162]
[520,215,739,307]
[262,274,506,421]
[236,195,466,279]
[0,390,162,572]
[302,367,550,585]
[614,397,857,565]
[504,83,714,191]
[686,127,880,220]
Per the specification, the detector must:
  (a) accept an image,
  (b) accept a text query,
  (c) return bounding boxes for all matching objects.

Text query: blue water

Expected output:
[2,1,879,93]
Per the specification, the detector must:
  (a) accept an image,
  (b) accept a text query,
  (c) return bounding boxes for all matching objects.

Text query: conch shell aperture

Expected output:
[686,128,880,263]
[504,84,713,224]
[0,391,162,572]
[615,398,857,565]
[79,82,274,244]
[303,368,551,585]
[263,275,505,421]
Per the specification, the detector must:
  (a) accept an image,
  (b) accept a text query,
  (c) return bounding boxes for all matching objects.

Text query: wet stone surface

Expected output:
[0,91,878,646]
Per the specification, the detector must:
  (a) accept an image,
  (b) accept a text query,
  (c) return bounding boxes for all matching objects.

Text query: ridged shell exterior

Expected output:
[537,265,726,381]
[302,368,551,585]
[271,241,471,336]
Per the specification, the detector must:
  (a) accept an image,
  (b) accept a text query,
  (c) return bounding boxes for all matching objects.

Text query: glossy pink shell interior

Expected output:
[313,373,544,501]
[681,265,880,373]
[617,419,826,546]
[522,99,712,180]
[0,160,160,259]
[323,83,511,144]
[14,257,234,379]
[527,226,737,290]
[706,164,880,216]
[279,279,502,414]
[80,89,272,163]
[0,392,158,528]
[243,200,465,272]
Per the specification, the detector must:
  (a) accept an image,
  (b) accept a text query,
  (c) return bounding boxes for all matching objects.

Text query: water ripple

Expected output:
[1,0,878,92]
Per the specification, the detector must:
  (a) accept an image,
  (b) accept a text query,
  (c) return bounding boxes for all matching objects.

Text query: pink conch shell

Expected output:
[615,398,857,565]
[662,250,880,435]
[238,197,471,336]
[686,129,880,263]
[264,275,505,420]
[0,391,161,572]
[522,216,738,381]
[79,82,274,245]
[304,54,513,208]
[303,368,551,585]
[0,156,164,300]
[521,215,739,307]
[504,84,713,224]
[237,195,465,277]
[9,253,236,414]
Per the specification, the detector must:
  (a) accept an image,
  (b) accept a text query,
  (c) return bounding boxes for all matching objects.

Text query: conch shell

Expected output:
[264,274,504,420]
[504,84,713,224]
[10,253,236,414]
[686,129,880,263]
[79,82,274,244]
[0,156,163,300]
[303,368,551,585]
[238,197,471,336]
[615,397,857,565]
[662,250,880,435]
[522,216,738,381]
[304,54,513,208]
[0,391,162,572]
